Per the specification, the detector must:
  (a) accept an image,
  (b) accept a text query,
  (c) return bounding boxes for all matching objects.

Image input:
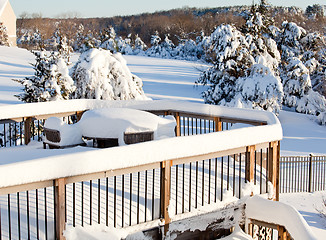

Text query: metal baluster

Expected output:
[122,175,125,227]
[114,176,117,227]
[145,171,147,222]
[152,169,155,221]
[82,181,84,227]
[105,178,108,226]
[90,180,92,225]
[44,188,48,240]
[73,183,76,227]
[17,192,21,240]
[176,165,178,214]
[36,189,39,240]
[98,179,100,224]
[8,194,11,240]
[137,173,140,224]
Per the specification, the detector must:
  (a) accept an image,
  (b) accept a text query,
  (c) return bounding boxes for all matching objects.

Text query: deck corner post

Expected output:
[24,117,32,145]
[160,160,172,235]
[55,178,66,240]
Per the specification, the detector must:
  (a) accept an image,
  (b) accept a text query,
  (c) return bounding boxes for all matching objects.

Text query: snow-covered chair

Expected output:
[43,117,85,149]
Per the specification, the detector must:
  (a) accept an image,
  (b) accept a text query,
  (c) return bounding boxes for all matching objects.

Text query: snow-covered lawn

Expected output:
[0,46,326,238]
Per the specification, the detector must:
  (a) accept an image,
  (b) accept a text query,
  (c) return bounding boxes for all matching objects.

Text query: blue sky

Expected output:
[10,0,326,18]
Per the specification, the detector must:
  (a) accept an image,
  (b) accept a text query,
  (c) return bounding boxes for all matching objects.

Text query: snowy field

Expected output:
[0,46,326,238]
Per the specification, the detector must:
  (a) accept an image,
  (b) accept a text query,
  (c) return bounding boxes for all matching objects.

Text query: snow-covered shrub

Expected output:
[72,48,149,100]
[0,22,9,46]
[14,51,75,102]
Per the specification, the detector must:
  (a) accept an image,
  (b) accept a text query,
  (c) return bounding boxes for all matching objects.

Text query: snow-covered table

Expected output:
[78,108,176,147]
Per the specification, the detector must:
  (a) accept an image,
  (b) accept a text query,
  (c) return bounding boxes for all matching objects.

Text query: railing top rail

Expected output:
[0,100,282,189]
[0,99,278,125]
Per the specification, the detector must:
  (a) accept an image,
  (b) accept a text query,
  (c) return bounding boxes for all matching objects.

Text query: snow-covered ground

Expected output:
[0,46,326,238]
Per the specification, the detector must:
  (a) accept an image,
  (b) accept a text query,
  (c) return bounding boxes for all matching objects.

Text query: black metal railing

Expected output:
[280,155,326,193]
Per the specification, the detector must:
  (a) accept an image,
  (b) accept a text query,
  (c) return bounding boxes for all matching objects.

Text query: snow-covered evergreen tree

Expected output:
[117,34,133,55]
[146,31,162,57]
[133,34,147,55]
[71,48,149,100]
[174,39,199,61]
[276,21,326,124]
[14,51,75,102]
[52,28,72,64]
[0,22,9,46]
[159,35,175,58]
[100,26,118,53]
[198,23,283,113]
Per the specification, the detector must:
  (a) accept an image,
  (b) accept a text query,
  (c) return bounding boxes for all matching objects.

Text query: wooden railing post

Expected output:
[278,226,289,240]
[174,112,181,136]
[268,141,280,201]
[214,117,222,132]
[55,178,66,240]
[24,117,32,145]
[245,145,256,183]
[160,160,172,235]
[76,111,85,122]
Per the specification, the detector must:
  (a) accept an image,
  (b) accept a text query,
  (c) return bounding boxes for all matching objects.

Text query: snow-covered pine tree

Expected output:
[174,38,198,61]
[71,48,149,100]
[0,22,9,46]
[276,21,326,124]
[52,28,73,64]
[14,51,75,102]
[159,35,175,58]
[100,26,118,53]
[133,34,147,55]
[117,34,133,55]
[146,31,162,57]
[198,17,283,113]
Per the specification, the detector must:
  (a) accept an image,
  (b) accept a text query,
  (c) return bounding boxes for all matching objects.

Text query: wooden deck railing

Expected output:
[0,100,282,240]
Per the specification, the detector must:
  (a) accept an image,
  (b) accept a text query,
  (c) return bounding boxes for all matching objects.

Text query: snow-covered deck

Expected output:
[0,100,284,239]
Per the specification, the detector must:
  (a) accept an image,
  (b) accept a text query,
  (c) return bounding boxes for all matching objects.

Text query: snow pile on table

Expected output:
[246,196,317,240]
[79,107,176,145]
[44,117,84,147]
[71,48,149,101]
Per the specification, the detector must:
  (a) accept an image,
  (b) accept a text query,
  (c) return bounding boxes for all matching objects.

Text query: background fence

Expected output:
[280,155,326,193]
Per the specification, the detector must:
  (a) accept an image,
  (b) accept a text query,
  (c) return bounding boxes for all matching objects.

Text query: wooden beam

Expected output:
[160,160,172,235]
[55,178,66,240]
[245,145,256,183]
[24,117,32,145]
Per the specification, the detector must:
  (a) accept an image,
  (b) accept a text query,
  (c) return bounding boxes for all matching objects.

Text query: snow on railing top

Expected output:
[0,99,279,125]
[0,100,282,188]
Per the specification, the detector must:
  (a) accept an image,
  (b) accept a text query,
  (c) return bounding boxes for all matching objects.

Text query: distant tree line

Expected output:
[16,4,326,51]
